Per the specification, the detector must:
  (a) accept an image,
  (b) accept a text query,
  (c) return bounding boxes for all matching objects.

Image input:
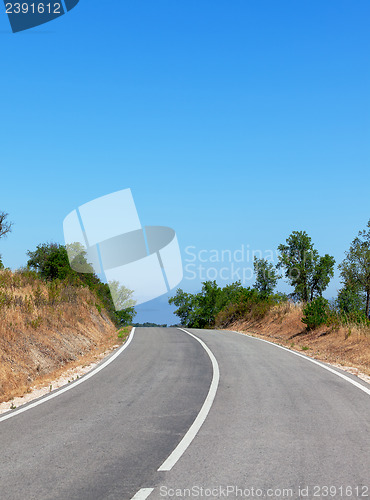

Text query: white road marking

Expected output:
[230,330,370,396]
[130,488,154,500]
[0,328,136,424]
[157,327,220,472]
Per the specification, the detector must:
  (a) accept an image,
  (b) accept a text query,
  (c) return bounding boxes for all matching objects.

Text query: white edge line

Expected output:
[229,329,370,397]
[0,327,136,424]
[157,327,220,472]
[130,488,154,500]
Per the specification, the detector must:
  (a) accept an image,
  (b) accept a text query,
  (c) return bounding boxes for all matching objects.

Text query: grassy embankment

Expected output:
[0,269,130,403]
[216,300,370,379]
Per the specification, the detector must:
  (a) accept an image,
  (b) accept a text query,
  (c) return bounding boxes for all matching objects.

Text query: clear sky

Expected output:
[0,0,369,323]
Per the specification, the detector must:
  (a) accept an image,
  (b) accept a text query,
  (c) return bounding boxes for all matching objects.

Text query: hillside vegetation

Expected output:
[170,223,370,377]
[225,301,370,378]
[0,269,121,402]
[0,211,136,404]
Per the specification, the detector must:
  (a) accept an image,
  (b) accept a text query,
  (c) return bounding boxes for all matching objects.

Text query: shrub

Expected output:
[340,310,370,327]
[215,300,248,328]
[215,288,284,328]
[302,297,330,330]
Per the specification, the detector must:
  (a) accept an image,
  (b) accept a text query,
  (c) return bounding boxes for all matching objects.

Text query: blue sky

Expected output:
[0,0,369,323]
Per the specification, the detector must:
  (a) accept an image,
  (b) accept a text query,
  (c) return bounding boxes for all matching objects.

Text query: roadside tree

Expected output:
[339,220,370,318]
[253,257,280,297]
[277,231,335,302]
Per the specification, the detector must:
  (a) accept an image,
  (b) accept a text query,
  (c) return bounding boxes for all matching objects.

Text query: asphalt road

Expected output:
[0,327,369,500]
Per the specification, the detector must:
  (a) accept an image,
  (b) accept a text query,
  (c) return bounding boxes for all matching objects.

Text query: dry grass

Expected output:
[229,301,370,378]
[0,269,119,403]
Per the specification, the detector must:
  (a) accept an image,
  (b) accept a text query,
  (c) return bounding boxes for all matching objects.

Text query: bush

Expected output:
[215,300,248,328]
[302,297,329,330]
[215,288,285,328]
[339,310,370,327]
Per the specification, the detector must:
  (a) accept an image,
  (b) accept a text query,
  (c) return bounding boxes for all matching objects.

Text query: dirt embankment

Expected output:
[0,270,120,403]
[227,302,370,381]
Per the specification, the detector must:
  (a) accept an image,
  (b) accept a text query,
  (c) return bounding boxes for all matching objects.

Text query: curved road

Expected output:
[0,327,369,500]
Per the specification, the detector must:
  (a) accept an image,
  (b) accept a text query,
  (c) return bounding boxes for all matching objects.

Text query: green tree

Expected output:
[169,281,222,328]
[27,243,72,280]
[338,220,370,318]
[336,286,365,315]
[277,231,335,302]
[114,307,136,326]
[170,281,285,329]
[215,281,246,312]
[253,257,280,296]
[191,281,222,328]
[309,254,336,301]
[168,288,196,326]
